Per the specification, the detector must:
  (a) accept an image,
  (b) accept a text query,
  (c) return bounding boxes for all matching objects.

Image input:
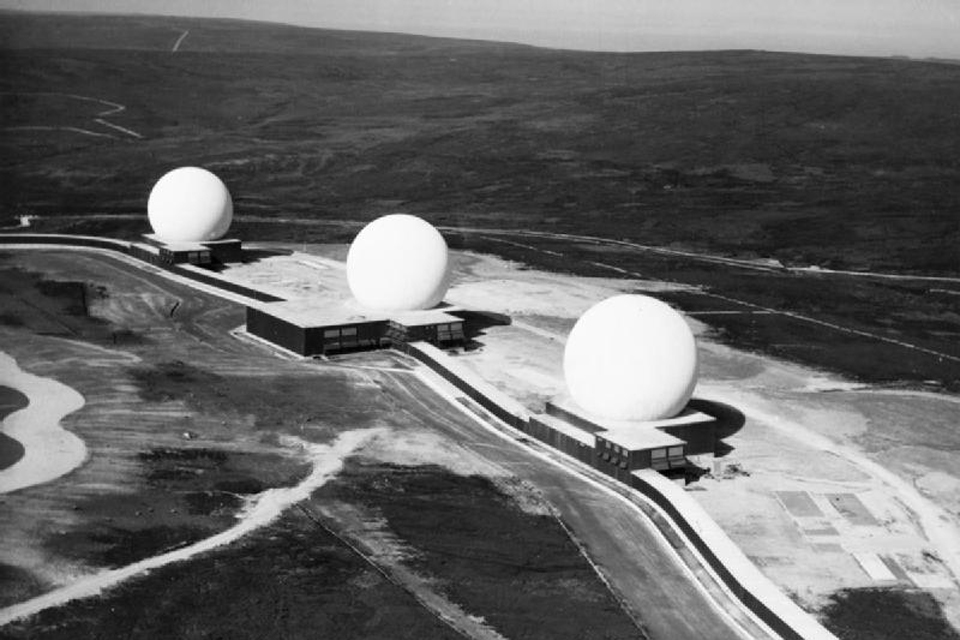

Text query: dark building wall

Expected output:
[660,422,716,456]
[526,416,594,466]
[246,308,305,354]
[128,244,162,265]
[305,321,389,355]
[544,402,606,433]
[595,436,635,481]
[204,240,243,263]
[629,473,808,640]
[630,449,652,470]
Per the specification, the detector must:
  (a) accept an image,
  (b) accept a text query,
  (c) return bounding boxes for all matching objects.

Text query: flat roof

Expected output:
[391,309,464,327]
[142,234,241,251]
[550,396,714,430]
[599,426,686,450]
[251,300,465,330]
[251,299,387,327]
[532,413,595,447]
[142,234,209,252]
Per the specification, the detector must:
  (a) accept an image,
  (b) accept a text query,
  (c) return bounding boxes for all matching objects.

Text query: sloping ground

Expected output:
[0,248,687,639]
[1,11,958,276]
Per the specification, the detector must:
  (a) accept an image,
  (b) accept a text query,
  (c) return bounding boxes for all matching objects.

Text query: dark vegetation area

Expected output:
[129,359,374,431]
[1,11,957,276]
[43,443,308,569]
[0,256,646,637]
[820,587,960,640]
[0,11,957,391]
[1,511,464,640]
[320,462,644,640]
[0,260,144,346]
[1,15,959,637]
[446,233,960,391]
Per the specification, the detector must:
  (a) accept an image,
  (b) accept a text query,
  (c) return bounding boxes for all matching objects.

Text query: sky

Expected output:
[2,0,959,59]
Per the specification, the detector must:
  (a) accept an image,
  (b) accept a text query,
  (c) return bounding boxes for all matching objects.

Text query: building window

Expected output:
[342,327,358,336]
[323,329,339,338]
[668,446,684,457]
[651,448,666,460]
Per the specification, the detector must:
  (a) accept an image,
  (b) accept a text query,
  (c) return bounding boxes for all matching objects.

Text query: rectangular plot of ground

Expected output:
[879,555,912,584]
[812,543,845,553]
[853,552,897,581]
[776,490,823,517]
[802,525,839,537]
[826,493,878,525]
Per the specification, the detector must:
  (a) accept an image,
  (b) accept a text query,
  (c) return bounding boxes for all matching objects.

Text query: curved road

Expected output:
[0,243,762,639]
[380,368,756,640]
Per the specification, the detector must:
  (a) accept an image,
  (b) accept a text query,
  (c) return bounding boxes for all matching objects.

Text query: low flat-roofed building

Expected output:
[386,310,466,345]
[246,299,467,356]
[543,396,716,477]
[141,234,243,266]
[597,427,687,474]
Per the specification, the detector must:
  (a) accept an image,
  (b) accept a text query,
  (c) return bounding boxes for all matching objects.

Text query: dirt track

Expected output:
[0,248,746,640]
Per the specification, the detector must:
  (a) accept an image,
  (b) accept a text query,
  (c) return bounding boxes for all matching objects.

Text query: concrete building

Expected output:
[138,234,243,266]
[246,299,466,356]
[524,398,717,480]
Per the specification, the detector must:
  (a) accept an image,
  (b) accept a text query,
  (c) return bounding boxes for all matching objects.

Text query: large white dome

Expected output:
[563,294,698,421]
[346,214,451,311]
[147,167,233,242]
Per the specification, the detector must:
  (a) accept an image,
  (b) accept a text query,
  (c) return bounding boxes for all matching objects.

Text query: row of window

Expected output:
[650,446,685,460]
[324,323,464,343]
[323,326,359,339]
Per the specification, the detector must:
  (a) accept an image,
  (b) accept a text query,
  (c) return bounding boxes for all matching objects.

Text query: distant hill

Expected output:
[1,10,958,275]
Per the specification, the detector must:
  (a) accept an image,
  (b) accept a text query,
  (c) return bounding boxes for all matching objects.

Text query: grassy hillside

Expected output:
[1,11,958,275]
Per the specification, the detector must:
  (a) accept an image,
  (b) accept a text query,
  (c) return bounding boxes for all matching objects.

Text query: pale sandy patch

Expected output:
[0,428,382,625]
[0,352,87,494]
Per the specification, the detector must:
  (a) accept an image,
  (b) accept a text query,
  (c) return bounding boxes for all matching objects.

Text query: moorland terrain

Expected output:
[1,10,959,640]
[1,10,958,392]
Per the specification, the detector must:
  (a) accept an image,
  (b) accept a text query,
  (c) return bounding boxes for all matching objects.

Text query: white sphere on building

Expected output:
[346,214,451,311]
[147,167,233,242]
[563,294,698,421]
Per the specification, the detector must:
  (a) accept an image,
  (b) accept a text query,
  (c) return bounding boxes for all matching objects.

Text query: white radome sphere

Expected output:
[147,167,233,242]
[346,214,451,311]
[563,294,698,421]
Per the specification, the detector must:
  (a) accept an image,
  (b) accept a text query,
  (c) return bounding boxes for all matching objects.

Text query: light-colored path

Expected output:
[0,92,142,140]
[171,29,189,52]
[0,428,381,626]
[4,125,115,139]
[0,352,86,494]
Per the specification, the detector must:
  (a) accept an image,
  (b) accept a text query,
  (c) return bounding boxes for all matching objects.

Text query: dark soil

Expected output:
[320,463,645,640]
[0,511,464,640]
[820,587,960,640]
[0,265,111,342]
[42,445,311,569]
[129,360,375,432]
